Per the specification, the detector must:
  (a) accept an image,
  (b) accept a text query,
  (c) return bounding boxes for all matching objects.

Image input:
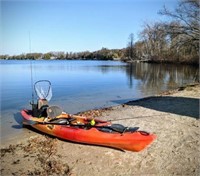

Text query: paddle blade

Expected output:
[34,80,52,101]
[23,119,37,125]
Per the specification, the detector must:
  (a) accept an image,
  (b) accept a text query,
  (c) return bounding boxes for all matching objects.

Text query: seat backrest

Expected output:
[38,99,48,109]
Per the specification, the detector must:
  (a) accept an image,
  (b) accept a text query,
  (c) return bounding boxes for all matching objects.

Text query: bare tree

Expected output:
[126,33,136,60]
[159,0,199,58]
[139,22,168,61]
[135,0,199,64]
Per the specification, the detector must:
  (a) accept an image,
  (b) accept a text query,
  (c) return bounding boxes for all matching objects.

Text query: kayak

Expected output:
[21,80,156,152]
[21,109,156,152]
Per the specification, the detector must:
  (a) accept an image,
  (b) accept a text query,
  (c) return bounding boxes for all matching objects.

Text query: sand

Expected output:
[1,84,199,176]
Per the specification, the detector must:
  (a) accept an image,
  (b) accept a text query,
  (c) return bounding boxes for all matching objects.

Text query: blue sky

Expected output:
[1,0,178,55]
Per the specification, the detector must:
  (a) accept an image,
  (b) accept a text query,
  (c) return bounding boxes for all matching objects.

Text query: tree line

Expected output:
[126,0,199,65]
[1,0,199,65]
[0,48,125,61]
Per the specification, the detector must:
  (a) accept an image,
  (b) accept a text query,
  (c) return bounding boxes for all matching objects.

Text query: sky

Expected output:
[1,0,178,56]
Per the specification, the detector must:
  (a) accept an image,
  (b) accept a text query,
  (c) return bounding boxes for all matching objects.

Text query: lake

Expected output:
[0,60,198,144]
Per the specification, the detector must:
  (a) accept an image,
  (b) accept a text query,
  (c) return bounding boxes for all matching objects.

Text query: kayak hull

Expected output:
[21,109,156,152]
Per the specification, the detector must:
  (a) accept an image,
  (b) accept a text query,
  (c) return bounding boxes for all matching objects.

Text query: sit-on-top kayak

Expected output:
[21,80,156,152]
[21,108,156,152]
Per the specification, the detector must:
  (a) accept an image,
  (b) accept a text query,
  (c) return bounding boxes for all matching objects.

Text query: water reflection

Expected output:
[126,63,198,94]
[1,60,198,112]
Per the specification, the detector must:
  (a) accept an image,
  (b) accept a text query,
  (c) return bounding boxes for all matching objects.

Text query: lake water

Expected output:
[0,60,198,144]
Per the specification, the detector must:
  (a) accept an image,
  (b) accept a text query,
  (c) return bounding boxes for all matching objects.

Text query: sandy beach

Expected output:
[1,83,199,176]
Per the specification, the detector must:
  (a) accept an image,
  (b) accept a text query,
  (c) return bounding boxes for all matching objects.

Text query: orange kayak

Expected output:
[21,109,156,152]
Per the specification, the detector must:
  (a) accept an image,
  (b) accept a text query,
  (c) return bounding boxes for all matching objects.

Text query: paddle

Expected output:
[23,119,139,133]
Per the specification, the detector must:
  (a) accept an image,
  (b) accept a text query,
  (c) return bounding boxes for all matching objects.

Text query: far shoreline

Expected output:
[1,58,199,66]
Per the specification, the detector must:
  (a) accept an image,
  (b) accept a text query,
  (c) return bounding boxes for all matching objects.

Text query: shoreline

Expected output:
[1,58,199,66]
[1,82,197,148]
[1,83,199,175]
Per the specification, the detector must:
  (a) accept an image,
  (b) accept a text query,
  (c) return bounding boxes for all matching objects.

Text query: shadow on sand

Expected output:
[13,112,24,129]
[126,96,199,119]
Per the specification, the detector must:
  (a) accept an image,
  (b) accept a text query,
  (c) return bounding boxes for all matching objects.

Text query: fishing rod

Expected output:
[76,113,164,122]
[47,112,164,123]
[29,31,35,106]
[107,114,164,122]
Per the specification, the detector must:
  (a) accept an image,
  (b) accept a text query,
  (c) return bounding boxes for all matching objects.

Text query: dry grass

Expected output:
[1,136,70,176]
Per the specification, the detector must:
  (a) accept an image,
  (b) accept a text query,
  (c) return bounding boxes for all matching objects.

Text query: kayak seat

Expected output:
[38,99,48,109]
[31,99,49,117]
[39,105,49,117]
[37,99,49,117]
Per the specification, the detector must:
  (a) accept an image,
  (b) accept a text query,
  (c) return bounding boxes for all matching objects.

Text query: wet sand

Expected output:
[1,83,199,176]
